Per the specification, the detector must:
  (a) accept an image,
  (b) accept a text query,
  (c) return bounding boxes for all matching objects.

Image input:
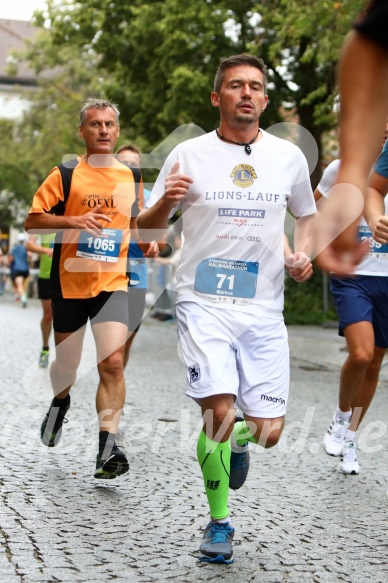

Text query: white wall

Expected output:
[0,84,32,119]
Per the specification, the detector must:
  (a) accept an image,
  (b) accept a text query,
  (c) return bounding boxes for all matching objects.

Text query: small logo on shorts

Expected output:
[207,480,220,491]
[261,394,286,405]
[189,363,201,383]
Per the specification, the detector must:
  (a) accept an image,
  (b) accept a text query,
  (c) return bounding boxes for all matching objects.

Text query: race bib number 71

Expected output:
[194,257,259,302]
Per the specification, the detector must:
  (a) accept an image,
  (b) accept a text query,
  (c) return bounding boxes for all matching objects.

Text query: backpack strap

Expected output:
[50,158,78,215]
[130,165,141,197]
[117,161,141,197]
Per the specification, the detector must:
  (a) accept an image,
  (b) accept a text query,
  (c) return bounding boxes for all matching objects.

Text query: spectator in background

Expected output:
[8,233,30,307]
[0,236,5,295]
[26,233,55,367]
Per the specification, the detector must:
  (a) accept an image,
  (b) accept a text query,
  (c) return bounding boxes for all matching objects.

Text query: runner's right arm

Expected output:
[364,170,388,244]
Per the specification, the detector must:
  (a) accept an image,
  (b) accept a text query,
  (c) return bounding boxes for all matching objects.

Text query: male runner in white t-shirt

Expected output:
[315,141,388,475]
[138,53,316,563]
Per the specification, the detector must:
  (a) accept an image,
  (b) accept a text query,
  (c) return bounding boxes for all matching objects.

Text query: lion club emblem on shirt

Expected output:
[230,164,257,188]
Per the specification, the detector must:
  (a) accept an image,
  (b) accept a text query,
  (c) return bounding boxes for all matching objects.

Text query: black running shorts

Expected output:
[52,290,129,333]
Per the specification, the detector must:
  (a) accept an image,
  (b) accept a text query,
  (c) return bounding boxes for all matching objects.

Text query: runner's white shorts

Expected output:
[176,301,289,418]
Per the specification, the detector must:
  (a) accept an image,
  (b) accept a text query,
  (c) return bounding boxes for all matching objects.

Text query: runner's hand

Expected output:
[285,252,313,282]
[73,205,112,236]
[164,161,193,209]
[371,214,388,244]
[139,240,160,258]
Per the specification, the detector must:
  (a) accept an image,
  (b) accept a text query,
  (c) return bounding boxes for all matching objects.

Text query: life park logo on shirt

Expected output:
[230,163,257,188]
[218,208,266,219]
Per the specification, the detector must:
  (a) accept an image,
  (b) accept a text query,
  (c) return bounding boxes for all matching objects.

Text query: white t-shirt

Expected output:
[147,130,316,319]
[318,159,388,276]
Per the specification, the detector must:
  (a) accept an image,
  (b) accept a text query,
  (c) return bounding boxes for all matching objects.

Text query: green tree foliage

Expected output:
[0,0,365,232]
[284,268,337,325]
[254,0,365,186]
[0,12,104,224]
[42,1,365,154]
[40,0,237,143]
[0,120,33,227]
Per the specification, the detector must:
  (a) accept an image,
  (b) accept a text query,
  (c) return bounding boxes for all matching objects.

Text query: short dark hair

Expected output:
[214,53,268,94]
[79,98,120,125]
[116,143,142,156]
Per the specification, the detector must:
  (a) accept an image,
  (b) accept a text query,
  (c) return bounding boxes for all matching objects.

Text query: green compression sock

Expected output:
[197,430,231,520]
[232,420,258,447]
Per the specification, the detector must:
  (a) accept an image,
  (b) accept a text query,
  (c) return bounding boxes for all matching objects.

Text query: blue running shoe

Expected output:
[230,443,250,490]
[199,521,234,561]
[230,411,250,489]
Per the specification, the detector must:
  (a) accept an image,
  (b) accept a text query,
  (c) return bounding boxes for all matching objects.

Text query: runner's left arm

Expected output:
[285,213,316,282]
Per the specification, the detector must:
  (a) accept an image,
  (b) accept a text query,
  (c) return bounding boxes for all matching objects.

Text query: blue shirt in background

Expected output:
[375,139,388,178]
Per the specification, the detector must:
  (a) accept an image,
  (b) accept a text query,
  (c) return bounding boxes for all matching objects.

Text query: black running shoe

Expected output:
[94,444,129,479]
[229,411,250,490]
[40,397,70,447]
[199,521,235,561]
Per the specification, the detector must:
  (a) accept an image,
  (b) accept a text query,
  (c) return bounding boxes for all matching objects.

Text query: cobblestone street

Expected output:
[1,296,387,582]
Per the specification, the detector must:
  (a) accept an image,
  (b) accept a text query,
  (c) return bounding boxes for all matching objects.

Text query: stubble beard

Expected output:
[234,111,260,125]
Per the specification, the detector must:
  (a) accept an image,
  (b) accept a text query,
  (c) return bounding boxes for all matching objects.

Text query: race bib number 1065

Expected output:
[76,228,122,262]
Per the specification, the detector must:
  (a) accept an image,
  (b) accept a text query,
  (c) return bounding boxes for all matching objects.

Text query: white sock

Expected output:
[345,430,357,443]
[231,442,248,453]
[211,516,231,525]
[337,408,352,422]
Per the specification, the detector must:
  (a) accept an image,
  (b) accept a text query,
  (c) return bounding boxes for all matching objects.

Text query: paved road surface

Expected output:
[1,296,387,582]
